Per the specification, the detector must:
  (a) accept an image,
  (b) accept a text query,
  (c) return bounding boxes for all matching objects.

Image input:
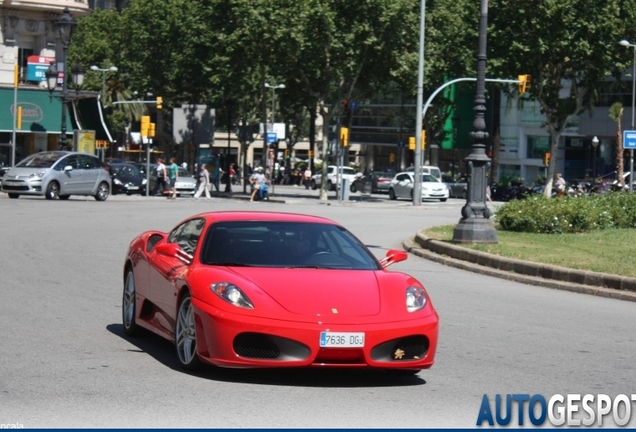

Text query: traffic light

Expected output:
[308,150,313,159]
[141,116,150,137]
[148,122,156,137]
[518,74,531,94]
[284,150,290,159]
[340,126,349,147]
[156,96,163,110]
[389,153,396,163]
[17,106,22,129]
[543,152,551,166]
[408,133,426,150]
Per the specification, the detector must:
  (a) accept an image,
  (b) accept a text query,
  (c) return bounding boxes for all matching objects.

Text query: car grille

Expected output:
[2,183,29,191]
[370,335,429,362]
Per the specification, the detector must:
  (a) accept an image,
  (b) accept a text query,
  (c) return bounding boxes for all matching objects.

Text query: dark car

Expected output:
[350,171,394,194]
[108,163,147,195]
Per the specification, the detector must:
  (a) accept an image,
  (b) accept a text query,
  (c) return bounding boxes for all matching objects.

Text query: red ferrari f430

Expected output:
[122,211,438,373]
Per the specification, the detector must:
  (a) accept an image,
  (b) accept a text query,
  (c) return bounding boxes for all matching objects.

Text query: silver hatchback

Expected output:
[1,151,112,201]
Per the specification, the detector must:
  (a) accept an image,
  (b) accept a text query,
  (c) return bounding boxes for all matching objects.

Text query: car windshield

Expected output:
[112,164,141,176]
[421,174,438,182]
[200,221,380,270]
[178,167,192,177]
[16,153,63,168]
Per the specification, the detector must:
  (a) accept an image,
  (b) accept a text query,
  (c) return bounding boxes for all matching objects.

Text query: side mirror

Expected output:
[155,242,192,264]
[64,165,73,172]
[378,249,408,269]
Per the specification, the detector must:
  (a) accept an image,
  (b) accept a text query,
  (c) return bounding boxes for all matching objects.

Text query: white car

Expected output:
[311,165,357,191]
[388,171,449,202]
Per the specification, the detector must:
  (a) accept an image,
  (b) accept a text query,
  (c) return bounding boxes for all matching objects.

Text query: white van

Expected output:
[406,165,441,180]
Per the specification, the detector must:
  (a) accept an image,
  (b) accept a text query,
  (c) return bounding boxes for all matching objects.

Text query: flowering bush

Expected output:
[495,192,636,234]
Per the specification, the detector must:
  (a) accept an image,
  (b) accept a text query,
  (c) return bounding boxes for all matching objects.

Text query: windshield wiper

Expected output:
[211,262,253,267]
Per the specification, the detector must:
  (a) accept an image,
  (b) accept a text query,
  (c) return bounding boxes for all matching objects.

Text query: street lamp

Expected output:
[45,8,83,150]
[592,136,599,180]
[451,0,497,244]
[90,65,118,103]
[620,39,635,193]
[264,82,285,192]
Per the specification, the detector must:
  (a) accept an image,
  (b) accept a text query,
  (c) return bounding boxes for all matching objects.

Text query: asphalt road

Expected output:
[1,191,635,428]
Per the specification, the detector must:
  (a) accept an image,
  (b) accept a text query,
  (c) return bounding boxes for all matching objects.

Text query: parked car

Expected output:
[1,151,111,201]
[448,175,468,199]
[311,165,357,191]
[388,172,449,202]
[350,171,394,194]
[148,166,197,196]
[108,163,147,195]
[122,211,439,371]
[405,165,442,180]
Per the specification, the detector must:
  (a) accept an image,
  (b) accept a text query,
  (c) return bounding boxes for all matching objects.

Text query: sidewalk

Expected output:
[403,231,636,302]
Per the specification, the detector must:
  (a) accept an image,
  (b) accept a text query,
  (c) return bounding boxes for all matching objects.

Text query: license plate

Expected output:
[320,332,365,348]
[128,186,139,190]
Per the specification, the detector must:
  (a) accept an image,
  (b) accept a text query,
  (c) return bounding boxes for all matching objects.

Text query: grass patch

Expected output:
[423,225,636,278]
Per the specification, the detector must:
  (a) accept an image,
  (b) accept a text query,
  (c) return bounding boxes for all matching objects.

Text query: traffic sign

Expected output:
[349,101,358,111]
[397,139,405,149]
[624,130,636,149]
[266,132,277,144]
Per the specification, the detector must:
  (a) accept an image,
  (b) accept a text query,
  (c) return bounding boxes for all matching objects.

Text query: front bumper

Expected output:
[1,179,44,195]
[192,297,439,370]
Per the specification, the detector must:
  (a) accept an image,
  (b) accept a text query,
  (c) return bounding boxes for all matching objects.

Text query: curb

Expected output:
[403,233,636,303]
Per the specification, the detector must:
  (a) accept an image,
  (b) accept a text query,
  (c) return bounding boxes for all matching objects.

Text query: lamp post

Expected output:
[265,83,285,191]
[620,39,635,193]
[592,136,599,180]
[451,0,497,244]
[45,8,83,150]
[90,65,117,104]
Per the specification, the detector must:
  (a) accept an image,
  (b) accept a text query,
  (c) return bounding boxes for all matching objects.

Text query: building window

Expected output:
[526,135,550,159]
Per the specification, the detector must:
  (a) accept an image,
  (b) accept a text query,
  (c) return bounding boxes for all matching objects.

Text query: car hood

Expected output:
[3,167,51,178]
[112,174,144,184]
[234,268,381,317]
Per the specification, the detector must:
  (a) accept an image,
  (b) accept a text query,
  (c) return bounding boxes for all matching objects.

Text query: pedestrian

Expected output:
[555,173,566,197]
[168,157,179,199]
[486,184,493,204]
[153,157,168,196]
[303,166,312,189]
[194,164,211,199]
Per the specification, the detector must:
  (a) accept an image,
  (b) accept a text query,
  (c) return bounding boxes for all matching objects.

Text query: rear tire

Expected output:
[311,180,317,190]
[389,188,397,200]
[94,182,110,201]
[7,193,19,199]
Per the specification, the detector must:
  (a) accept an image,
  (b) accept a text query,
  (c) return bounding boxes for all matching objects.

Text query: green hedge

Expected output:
[495,193,636,234]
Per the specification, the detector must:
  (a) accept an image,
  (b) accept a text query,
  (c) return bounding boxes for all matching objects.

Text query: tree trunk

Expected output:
[617,117,624,184]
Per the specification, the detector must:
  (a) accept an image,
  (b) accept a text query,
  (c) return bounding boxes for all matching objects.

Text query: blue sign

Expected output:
[266,132,277,144]
[624,130,636,149]
[397,139,405,149]
[349,101,358,111]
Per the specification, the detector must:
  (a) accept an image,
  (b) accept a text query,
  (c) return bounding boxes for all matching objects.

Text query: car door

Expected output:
[56,154,82,194]
[78,154,99,193]
[147,218,205,336]
[395,173,411,197]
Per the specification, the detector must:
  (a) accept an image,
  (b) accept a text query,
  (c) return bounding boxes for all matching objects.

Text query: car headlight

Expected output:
[28,171,46,179]
[406,287,427,312]
[142,179,147,185]
[210,282,254,309]
[114,178,122,185]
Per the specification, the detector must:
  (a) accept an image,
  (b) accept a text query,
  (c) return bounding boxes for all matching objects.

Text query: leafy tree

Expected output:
[488,0,636,197]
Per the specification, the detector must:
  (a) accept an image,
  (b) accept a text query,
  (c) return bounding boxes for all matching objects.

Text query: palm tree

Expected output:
[609,102,624,184]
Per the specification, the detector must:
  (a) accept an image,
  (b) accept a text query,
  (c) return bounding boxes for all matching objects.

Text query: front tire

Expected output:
[122,268,140,336]
[176,292,201,370]
[94,182,110,201]
[45,181,60,200]
[327,180,333,191]
[389,188,397,200]
[440,198,447,202]
[7,193,19,199]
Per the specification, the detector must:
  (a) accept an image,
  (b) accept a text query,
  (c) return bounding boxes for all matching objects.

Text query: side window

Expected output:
[80,155,98,169]
[168,218,205,255]
[65,155,79,169]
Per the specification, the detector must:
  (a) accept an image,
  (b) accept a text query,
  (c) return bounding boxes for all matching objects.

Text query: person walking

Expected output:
[303,166,312,189]
[168,157,179,199]
[555,173,566,197]
[153,157,168,196]
[194,164,211,199]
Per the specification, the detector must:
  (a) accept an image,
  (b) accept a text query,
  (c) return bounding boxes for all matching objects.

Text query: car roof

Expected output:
[191,211,338,225]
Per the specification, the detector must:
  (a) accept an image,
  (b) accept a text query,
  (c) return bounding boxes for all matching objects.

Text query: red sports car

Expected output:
[122,211,438,372]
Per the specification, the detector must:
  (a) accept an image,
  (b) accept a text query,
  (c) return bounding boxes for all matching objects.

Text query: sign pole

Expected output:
[623,130,636,191]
